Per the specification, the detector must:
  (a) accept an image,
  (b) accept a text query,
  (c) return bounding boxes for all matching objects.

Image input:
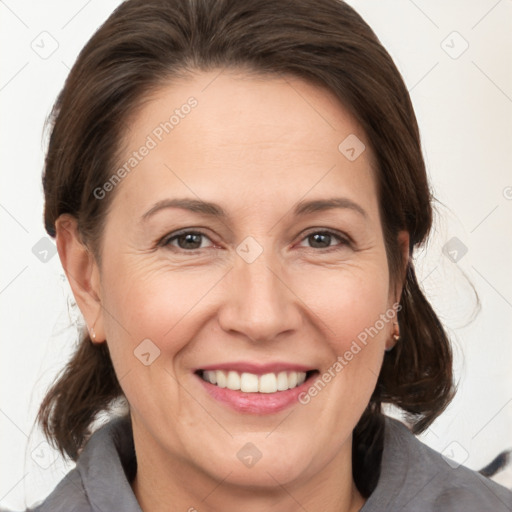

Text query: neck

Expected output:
[131,421,366,512]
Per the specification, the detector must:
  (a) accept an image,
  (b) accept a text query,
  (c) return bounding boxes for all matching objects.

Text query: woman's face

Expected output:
[90,70,406,490]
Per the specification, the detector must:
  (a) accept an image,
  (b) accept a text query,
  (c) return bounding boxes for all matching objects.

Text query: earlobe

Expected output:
[55,214,106,344]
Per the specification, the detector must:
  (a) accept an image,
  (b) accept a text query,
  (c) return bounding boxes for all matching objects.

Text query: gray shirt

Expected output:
[28,415,512,511]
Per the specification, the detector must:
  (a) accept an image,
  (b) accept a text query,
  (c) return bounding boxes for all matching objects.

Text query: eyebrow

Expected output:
[141,197,367,221]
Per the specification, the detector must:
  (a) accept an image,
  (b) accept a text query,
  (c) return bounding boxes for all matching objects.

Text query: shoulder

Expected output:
[25,415,140,512]
[362,415,512,512]
[25,468,90,512]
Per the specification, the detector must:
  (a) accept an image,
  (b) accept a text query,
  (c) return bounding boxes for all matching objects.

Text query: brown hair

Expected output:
[39,0,454,496]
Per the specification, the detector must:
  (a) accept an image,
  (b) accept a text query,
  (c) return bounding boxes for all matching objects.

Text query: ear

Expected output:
[385,230,410,351]
[55,214,106,344]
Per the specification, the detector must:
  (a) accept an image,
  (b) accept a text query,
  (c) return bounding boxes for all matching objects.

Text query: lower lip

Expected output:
[196,373,315,414]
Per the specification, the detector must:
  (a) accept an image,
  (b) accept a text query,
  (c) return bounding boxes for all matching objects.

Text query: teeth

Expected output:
[240,372,259,392]
[259,373,277,393]
[202,370,307,393]
[276,371,289,391]
[227,371,241,390]
[204,370,217,384]
[216,370,227,388]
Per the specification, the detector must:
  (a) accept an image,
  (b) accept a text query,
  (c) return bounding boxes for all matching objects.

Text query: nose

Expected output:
[217,248,303,343]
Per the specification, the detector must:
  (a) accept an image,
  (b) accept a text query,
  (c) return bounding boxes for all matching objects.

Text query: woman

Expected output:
[26,0,512,510]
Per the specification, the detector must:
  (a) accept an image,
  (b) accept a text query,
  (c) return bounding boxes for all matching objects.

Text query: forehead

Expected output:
[110,69,379,222]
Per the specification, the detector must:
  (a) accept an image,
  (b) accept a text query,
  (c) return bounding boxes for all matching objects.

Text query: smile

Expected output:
[195,364,319,414]
[200,370,309,393]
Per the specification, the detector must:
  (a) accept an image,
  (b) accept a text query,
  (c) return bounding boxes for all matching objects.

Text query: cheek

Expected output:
[97,259,194,420]
[100,255,225,361]
[294,258,392,411]
[297,261,391,352]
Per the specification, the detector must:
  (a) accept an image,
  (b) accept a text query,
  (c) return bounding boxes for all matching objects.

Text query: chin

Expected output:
[188,432,320,490]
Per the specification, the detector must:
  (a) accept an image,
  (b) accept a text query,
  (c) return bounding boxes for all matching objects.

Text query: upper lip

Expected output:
[197,361,316,375]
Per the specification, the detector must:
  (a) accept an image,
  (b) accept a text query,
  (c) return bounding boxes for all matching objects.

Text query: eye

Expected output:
[160,230,214,251]
[159,228,351,253]
[298,230,351,250]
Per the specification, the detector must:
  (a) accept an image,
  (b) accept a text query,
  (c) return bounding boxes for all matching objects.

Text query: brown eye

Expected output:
[162,231,213,251]
[299,230,350,250]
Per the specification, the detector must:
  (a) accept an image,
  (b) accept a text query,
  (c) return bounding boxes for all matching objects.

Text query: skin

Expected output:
[56,69,409,512]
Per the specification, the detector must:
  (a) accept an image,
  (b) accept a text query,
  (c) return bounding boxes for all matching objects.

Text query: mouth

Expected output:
[194,365,319,414]
[196,369,317,393]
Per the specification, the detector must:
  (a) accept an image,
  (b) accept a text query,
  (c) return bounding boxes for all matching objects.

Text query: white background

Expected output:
[1,0,511,509]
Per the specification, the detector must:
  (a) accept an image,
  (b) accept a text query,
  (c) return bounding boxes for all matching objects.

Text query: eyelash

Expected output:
[158,228,352,253]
